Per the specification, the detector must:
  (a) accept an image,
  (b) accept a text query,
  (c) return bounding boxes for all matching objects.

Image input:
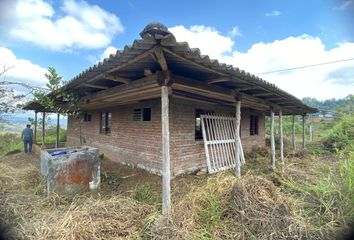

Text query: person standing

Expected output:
[21,124,33,153]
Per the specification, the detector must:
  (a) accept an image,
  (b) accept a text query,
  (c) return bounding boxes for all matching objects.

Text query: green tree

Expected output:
[33,67,83,116]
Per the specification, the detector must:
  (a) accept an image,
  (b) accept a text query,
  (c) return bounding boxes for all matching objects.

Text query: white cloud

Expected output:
[220,36,354,100]
[229,26,242,37]
[334,0,354,10]
[0,47,47,86]
[169,25,354,100]
[101,46,118,60]
[265,10,281,17]
[1,0,124,51]
[169,25,234,60]
[87,46,118,64]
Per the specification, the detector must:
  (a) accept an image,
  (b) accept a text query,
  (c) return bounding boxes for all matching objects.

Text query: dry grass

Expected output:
[0,153,157,240]
[0,147,351,239]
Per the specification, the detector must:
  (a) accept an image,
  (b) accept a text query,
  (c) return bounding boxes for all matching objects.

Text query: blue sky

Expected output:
[0,0,353,101]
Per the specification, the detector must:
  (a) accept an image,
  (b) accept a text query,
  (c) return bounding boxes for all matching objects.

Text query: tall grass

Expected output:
[0,133,22,156]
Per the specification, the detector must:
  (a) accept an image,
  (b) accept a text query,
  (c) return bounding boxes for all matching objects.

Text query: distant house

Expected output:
[24,23,315,177]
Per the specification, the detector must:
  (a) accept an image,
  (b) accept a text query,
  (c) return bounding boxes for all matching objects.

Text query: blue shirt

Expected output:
[22,128,33,141]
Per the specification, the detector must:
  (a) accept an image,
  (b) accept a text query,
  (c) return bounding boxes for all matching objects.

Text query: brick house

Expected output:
[25,23,315,213]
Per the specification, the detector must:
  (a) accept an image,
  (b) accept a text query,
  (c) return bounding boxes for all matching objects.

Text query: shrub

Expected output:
[322,115,354,152]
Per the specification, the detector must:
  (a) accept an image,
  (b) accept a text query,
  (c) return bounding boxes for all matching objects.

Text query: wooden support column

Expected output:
[309,122,313,142]
[279,110,284,164]
[34,111,38,144]
[302,115,306,149]
[270,110,276,169]
[292,114,296,150]
[56,113,60,148]
[234,100,241,177]
[161,85,171,216]
[42,112,45,148]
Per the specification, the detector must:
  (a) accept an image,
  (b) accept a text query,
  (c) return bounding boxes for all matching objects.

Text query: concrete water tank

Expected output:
[40,146,100,196]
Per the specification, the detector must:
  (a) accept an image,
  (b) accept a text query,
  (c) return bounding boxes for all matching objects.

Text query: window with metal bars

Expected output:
[250,115,258,135]
[133,108,151,121]
[195,109,214,140]
[100,112,111,134]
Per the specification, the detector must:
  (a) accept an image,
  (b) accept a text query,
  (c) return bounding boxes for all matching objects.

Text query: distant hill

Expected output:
[0,112,67,132]
[302,94,353,115]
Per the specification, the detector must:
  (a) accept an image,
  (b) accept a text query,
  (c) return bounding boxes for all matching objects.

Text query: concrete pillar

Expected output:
[161,86,171,216]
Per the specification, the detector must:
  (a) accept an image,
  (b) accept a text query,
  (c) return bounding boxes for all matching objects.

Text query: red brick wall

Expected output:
[169,98,265,175]
[67,99,163,175]
[67,97,265,176]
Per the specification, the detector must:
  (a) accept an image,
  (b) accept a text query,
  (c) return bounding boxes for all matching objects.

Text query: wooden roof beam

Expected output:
[252,92,274,97]
[162,47,230,77]
[82,83,109,90]
[103,73,131,84]
[153,47,168,71]
[236,86,264,91]
[207,77,232,84]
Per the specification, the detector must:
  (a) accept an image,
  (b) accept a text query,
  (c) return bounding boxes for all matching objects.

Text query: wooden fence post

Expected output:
[270,110,276,169]
[56,113,60,148]
[161,85,171,216]
[279,110,284,164]
[235,100,241,177]
[34,111,37,144]
[309,122,313,142]
[302,115,306,149]
[292,114,296,150]
[42,112,45,148]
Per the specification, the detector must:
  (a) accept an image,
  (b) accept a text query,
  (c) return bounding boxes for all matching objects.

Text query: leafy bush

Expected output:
[322,115,354,152]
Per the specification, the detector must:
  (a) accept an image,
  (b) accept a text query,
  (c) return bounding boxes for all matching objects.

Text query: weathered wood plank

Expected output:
[104,73,131,84]
[207,77,232,84]
[82,83,109,90]
[154,47,168,71]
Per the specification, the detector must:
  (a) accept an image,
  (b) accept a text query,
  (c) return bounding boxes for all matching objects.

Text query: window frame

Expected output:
[133,108,151,122]
[195,109,214,140]
[83,113,92,122]
[249,115,259,136]
[100,112,112,134]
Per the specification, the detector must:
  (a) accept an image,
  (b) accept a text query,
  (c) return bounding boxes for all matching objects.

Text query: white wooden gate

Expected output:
[200,113,245,173]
